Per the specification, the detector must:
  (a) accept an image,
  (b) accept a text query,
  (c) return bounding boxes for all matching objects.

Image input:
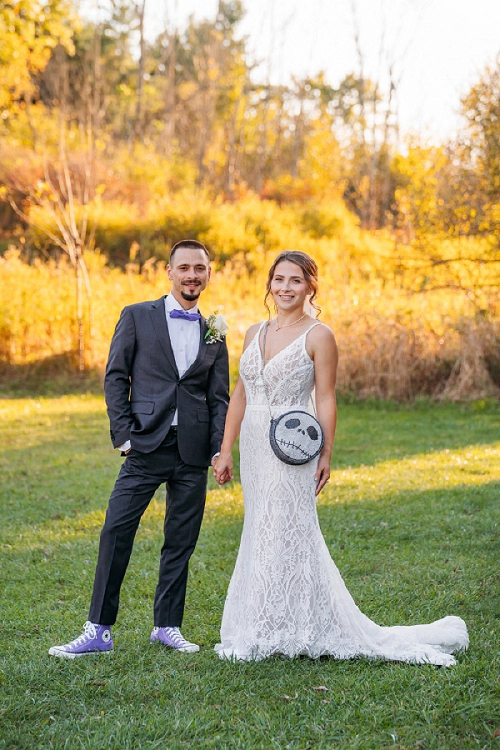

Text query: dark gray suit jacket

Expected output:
[104,296,230,467]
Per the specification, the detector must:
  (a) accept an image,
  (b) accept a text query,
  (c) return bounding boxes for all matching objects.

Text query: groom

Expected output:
[49,240,229,657]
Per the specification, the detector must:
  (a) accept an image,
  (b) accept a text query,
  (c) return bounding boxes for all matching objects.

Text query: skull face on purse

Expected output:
[269,410,324,465]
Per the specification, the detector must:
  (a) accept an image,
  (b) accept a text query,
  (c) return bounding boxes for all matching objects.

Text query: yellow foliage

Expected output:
[2,182,500,399]
[0,0,78,108]
[3,214,500,400]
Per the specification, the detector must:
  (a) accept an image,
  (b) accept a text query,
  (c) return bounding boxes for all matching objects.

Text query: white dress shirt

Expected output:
[164,293,200,424]
[118,293,200,451]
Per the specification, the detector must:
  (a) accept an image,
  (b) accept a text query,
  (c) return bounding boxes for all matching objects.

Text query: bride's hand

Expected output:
[213,453,234,485]
[314,455,331,496]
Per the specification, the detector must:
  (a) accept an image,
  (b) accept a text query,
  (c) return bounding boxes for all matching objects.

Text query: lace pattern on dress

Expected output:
[215,322,469,664]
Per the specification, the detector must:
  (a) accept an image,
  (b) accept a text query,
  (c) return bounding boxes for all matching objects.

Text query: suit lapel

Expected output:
[180,316,209,380]
[149,297,179,377]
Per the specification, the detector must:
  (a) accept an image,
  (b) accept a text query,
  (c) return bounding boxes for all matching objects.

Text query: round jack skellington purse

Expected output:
[269,410,324,465]
[261,322,324,466]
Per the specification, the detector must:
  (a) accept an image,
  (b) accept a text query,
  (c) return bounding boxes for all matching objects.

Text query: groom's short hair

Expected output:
[169,239,210,264]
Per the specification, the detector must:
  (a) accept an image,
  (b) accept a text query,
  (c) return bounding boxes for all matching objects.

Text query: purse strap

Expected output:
[260,321,274,422]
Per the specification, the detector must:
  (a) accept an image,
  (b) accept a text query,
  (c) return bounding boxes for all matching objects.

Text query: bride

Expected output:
[213,250,468,665]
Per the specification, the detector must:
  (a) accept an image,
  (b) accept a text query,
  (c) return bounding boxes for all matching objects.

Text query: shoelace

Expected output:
[68,621,97,647]
[163,627,192,648]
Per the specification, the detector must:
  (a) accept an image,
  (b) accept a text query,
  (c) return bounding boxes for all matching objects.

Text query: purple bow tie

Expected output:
[169,308,201,321]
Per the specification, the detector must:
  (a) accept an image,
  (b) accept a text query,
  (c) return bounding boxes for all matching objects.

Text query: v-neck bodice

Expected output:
[239,321,320,410]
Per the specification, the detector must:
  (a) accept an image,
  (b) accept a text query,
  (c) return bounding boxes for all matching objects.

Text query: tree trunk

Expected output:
[292,96,304,179]
[24,92,37,150]
[134,0,147,143]
[163,28,176,154]
[256,91,270,195]
[225,93,243,197]
[76,251,85,371]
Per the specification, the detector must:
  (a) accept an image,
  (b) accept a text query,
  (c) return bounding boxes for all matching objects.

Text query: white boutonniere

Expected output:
[205,311,229,344]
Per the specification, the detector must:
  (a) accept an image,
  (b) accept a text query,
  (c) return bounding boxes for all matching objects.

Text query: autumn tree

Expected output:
[0,2,105,369]
[0,0,76,146]
[460,56,500,237]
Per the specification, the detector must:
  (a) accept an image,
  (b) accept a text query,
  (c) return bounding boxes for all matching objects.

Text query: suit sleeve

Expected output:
[206,339,230,458]
[104,306,137,448]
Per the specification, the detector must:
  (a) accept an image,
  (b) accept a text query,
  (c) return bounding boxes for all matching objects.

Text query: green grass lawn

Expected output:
[0,396,499,749]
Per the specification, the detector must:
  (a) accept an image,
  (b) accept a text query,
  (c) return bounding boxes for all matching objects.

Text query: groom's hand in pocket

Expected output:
[118,440,131,457]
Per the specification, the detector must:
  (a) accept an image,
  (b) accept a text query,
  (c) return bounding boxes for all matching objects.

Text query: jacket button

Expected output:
[169,405,175,411]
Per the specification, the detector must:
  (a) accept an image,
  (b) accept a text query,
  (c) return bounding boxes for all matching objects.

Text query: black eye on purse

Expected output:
[261,322,324,466]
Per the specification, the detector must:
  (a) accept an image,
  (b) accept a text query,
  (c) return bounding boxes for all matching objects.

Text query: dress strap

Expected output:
[254,320,268,347]
[303,322,322,419]
[303,321,322,342]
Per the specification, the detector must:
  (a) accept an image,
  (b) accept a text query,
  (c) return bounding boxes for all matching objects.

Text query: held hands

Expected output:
[212,453,234,485]
[314,454,331,496]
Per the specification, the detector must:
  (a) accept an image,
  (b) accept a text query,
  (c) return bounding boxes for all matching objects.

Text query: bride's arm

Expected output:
[213,323,260,484]
[213,377,246,483]
[309,325,338,495]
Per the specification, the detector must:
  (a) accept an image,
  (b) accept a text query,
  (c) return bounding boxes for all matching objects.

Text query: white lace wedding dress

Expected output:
[215,323,469,665]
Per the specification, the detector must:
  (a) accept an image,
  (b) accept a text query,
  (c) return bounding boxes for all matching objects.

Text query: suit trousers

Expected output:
[88,430,208,627]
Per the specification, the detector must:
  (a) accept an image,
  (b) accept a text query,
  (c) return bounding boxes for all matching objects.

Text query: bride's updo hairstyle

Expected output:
[264,250,320,316]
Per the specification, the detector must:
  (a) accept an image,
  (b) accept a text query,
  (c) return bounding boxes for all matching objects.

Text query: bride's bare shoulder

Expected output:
[242,321,265,351]
[307,321,337,355]
[246,321,263,338]
[309,321,336,342]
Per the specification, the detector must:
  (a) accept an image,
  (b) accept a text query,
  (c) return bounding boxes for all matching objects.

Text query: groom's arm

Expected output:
[206,340,230,458]
[104,306,136,448]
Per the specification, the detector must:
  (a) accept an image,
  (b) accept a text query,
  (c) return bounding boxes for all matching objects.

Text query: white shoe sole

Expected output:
[176,644,200,653]
[48,647,112,658]
[151,639,200,653]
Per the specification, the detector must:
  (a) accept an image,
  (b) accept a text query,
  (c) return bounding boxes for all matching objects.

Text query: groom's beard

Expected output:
[181,282,202,302]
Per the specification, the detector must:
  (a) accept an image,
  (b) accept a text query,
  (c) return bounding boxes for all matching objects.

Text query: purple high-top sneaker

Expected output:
[150,627,199,653]
[48,621,113,658]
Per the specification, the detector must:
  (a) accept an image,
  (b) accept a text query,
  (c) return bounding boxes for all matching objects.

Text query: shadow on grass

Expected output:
[0,352,104,397]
